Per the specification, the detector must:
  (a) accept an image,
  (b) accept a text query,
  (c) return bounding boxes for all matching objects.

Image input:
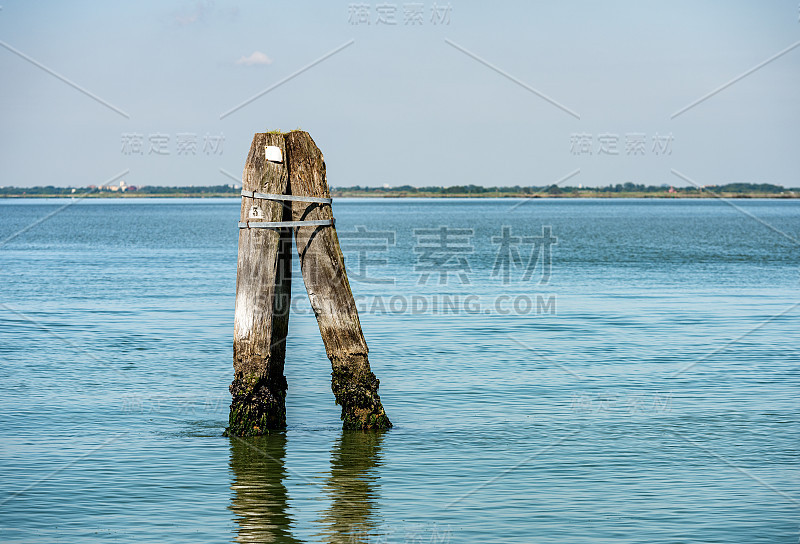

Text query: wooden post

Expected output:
[285,131,391,430]
[228,131,391,435]
[229,133,293,435]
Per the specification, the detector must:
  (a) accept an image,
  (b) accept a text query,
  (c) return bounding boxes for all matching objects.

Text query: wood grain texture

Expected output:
[229,130,390,434]
[229,133,293,435]
[284,131,391,430]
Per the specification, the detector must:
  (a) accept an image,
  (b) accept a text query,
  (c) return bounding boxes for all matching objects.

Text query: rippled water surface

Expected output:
[1,198,798,543]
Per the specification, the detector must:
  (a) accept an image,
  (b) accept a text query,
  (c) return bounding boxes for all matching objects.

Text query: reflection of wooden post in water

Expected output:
[319,431,385,543]
[228,131,391,435]
[228,434,299,543]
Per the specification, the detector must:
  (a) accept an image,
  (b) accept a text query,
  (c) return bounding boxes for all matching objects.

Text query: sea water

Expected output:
[1,197,798,543]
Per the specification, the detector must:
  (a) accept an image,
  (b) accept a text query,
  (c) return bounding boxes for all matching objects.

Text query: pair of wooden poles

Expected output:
[227,131,391,435]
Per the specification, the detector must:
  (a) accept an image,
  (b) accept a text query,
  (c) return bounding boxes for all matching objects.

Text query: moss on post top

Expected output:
[263,129,305,135]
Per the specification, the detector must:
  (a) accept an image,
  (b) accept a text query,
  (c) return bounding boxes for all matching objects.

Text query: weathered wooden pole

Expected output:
[228,131,391,435]
[284,131,391,430]
[229,133,293,435]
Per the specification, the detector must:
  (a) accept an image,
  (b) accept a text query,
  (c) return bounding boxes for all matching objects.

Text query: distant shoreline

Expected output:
[1,192,798,199]
[3,181,796,199]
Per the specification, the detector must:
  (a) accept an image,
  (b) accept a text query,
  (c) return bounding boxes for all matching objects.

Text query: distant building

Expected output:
[100,180,127,192]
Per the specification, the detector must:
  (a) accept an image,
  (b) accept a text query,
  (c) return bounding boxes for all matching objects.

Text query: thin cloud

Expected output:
[174,1,207,25]
[173,1,238,25]
[236,51,272,66]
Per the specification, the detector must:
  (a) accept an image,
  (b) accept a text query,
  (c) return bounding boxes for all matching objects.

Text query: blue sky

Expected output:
[1,0,798,188]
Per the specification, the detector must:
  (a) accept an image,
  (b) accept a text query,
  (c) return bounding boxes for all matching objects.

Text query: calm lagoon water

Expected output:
[0,197,798,543]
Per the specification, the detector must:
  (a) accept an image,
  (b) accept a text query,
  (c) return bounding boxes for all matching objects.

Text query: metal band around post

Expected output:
[241,189,332,205]
[239,219,335,229]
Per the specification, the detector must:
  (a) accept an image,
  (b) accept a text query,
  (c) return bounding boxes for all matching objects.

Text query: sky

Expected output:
[0,0,798,188]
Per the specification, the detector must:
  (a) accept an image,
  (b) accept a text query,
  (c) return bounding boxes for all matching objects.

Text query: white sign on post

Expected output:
[249,205,264,219]
[265,146,283,163]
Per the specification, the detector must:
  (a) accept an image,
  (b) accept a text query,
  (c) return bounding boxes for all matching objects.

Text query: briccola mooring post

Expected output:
[228,131,391,435]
